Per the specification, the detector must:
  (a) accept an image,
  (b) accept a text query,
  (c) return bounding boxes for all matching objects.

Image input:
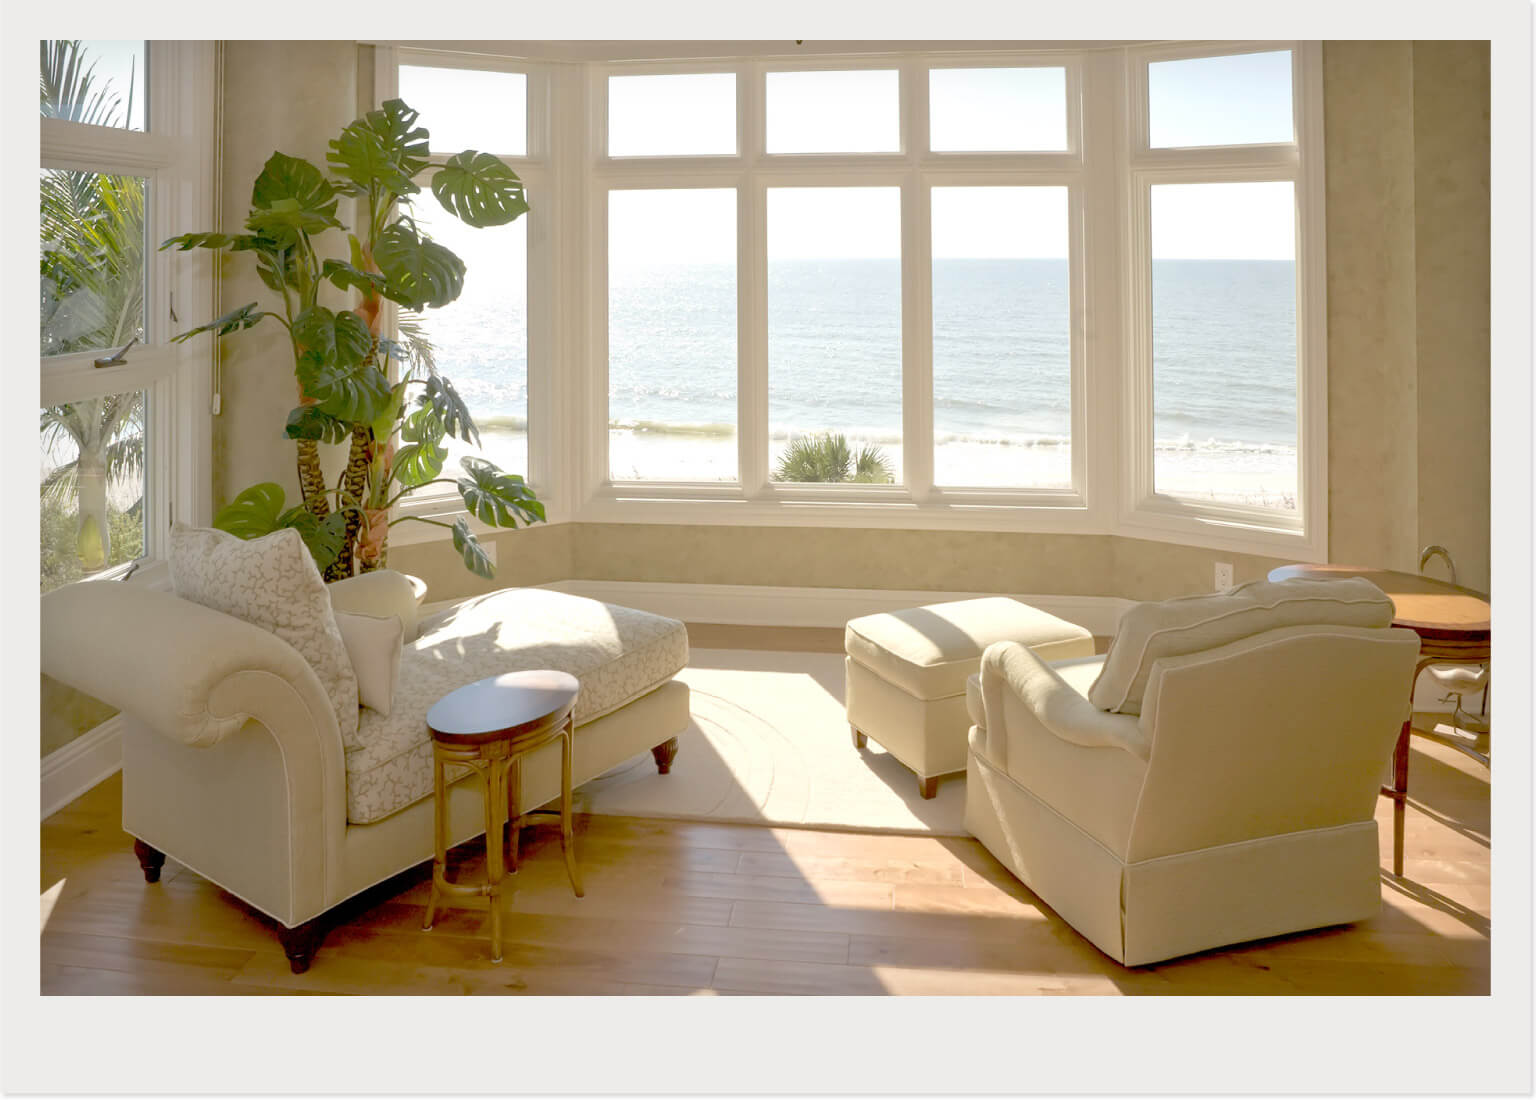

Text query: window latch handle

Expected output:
[94,336,139,368]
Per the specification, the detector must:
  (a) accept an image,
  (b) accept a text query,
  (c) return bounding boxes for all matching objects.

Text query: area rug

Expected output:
[572,649,969,836]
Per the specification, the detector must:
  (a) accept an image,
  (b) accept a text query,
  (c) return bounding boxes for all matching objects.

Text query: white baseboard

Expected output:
[41,715,124,820]
[540,579,1132,636]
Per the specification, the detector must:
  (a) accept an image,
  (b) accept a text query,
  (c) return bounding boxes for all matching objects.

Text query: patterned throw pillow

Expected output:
[169,524,361,747]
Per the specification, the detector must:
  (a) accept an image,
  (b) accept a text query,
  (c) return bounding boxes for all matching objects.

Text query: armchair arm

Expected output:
[327,569,426,641]
[979,641,1150,770]
[41,580,341,751]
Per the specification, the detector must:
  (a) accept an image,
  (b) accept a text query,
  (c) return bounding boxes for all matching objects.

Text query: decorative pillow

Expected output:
[334,611,404,716]
[169,524,361,746]
[1088,577,1396,716]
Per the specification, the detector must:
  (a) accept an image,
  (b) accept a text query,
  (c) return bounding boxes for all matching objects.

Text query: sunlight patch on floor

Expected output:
[40,878,65,934]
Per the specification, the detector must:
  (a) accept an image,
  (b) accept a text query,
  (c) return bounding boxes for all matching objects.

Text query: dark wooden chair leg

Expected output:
[852,727,867,750]
[277,918,328,974]
[918,775,938,800]
[132,839,166,883]
[651,737,680,775]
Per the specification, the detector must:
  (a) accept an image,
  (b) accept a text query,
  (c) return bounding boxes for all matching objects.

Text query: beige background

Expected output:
[43,40,1492,755]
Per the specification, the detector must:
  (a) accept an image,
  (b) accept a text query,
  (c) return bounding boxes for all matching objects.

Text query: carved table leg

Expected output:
[651,736,680,775]
[132,839,166,883]
[278,918,328,974]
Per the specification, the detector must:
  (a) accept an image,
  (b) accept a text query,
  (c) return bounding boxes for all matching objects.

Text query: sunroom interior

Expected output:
[35,36,1500,1008]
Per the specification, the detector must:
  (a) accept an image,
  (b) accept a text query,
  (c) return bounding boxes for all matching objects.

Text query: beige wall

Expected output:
[1412,42,1492,594]
[213,41,360,510]
[219,41,1493,610]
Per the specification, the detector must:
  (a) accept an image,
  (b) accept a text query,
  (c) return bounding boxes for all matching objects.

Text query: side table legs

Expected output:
[561,717,584,898]
[422,748,513,963]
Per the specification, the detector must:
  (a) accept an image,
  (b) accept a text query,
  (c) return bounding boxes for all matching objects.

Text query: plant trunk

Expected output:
[326,424,374,580]
[75,450,110,573]
[295,438,329,518]
[357,508,390,572]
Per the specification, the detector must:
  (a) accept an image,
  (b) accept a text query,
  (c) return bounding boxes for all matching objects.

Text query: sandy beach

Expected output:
[454,426,1295,511]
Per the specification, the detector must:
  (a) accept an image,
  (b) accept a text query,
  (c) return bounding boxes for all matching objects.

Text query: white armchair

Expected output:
[965,614,1420,966]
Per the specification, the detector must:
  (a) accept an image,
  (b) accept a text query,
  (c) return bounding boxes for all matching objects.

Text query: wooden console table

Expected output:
[1267,564,1490,877]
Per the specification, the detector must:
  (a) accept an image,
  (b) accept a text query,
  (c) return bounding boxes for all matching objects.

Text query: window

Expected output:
[398,63,527,156]
[387,42,1323,557]
[1128,43,1319,547]
[929,67,1068,152]
[1150,182,1297,511]
[766,69,900,153]
[39,40,213,593]
[768,188,903,483]
[380,52,545,520]
[1147,50,1293,148]
[608,189,738,481]
[931,186,1072,489]
[608,74,736,156]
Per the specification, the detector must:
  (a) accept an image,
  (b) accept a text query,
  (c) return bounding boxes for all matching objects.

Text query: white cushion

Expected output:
[169,524,360,747]
[1088,578,1395,715]
[327,569,427,643]
[845,597,1095,701]
[344,588,689,824]
[335,611,404,716]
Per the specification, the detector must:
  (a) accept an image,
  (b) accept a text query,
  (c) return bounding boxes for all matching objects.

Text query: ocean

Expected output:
[429,258,1298,502]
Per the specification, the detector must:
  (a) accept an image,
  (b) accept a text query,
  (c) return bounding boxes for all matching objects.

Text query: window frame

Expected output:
[1119,40,1326,559]
[39,41,216,589]
[374,47,559,542]
[377,42,1327,559]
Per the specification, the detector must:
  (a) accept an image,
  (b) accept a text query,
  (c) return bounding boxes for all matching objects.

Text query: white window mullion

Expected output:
[900,57,934,500]
[739,63,769,497]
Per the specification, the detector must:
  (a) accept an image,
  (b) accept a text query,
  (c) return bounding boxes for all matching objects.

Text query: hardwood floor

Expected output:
[40,713,1490,995]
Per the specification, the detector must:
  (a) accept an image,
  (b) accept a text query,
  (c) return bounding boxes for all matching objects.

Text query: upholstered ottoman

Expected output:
[844,597,1095,797]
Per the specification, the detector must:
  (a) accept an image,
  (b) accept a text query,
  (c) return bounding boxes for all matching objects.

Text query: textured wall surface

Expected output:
[1412,41,1492,594]
[213,41,359,511]
[1321,41,1422,576]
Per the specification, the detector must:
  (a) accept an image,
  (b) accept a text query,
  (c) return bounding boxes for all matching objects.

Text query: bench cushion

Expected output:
[846,597,1094,701]
[344,588,689,824]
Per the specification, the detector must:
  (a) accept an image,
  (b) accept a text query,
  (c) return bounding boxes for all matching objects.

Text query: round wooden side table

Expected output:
[1267,564,1491,877]
[422,669,584,962]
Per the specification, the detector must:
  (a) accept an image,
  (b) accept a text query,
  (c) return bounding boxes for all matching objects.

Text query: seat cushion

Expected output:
[345,588,689,824]
[846,597,1094,701]
[1088,577,1395,716]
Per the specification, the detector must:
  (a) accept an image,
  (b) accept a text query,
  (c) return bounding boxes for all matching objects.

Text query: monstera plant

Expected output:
[163,98,541,580]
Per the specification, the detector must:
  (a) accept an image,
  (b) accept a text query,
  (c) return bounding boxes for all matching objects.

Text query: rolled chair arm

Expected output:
[326,569,427,641]
[980,641,1149,769]
[41,580,341,750]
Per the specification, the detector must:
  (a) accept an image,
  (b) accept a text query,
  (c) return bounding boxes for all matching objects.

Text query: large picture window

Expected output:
[386,41,1325,557]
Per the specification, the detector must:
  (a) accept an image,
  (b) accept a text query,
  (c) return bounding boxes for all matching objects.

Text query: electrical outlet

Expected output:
[1214,562,1234,590]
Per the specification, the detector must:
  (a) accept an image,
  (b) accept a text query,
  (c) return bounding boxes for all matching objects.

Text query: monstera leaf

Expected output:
[374,221,465,311]
[295,354,393,424]
[245,153,343,243]
[212,483,349,571]
[421,373,479,446]
[393,404,448,488]
[285,405,351,444]
[321,258,387,297]
[293,306,372,369]
[170,301,269,343]
[327,98,429,197]
[456,457,545,528]
[431,151,529,228]
[160,231,253,252]
[451,517,496,580]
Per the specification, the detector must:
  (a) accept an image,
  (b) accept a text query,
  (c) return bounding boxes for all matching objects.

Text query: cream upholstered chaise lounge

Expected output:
[963,578,1420,967]
[41,569,691,972]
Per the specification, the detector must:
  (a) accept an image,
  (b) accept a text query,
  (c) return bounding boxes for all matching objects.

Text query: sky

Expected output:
[76,40,146,130]
[66,45,1295,263]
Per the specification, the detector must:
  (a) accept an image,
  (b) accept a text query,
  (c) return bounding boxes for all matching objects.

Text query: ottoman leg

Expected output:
[651,737,680,775]
[851,726,867,750]
[918,776,938,800]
